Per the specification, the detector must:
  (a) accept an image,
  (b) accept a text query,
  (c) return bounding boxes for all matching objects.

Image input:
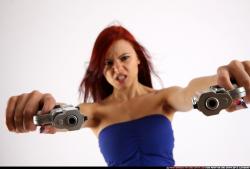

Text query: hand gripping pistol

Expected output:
[33,104,87,131]
[192,84,247,116]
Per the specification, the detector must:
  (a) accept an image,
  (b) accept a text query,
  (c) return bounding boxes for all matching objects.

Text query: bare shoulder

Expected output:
[78,100,123,128]
[155,86,185,117]
[79,98,128,136]
[78,102,104,129]
[124,86,183,120]
[77,86,183,135]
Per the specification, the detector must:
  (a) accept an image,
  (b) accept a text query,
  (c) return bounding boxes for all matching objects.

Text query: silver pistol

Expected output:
[192,85,247,116]
[33,104,87,131]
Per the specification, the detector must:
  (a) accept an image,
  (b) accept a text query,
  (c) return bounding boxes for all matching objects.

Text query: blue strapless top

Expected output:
[98,114,175,166]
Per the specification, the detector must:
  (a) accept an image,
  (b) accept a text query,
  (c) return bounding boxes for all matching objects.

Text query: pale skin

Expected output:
[5,39,250,137]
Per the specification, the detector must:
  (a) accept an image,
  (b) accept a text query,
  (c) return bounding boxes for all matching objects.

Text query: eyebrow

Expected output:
[105,53,129,60]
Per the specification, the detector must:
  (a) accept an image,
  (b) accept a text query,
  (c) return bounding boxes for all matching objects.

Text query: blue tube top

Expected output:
[98,114,175,166]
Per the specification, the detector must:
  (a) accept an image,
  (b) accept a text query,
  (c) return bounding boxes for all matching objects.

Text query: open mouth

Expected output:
[115,74,127,84]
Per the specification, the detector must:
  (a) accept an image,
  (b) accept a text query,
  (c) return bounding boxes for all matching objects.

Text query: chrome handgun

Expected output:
[192,85,247,116]
[33,104,87,131]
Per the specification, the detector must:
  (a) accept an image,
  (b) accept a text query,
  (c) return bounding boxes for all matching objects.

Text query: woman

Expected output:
[5,25,250,166]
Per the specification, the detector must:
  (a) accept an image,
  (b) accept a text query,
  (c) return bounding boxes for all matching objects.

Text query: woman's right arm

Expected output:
[5,90,99,134]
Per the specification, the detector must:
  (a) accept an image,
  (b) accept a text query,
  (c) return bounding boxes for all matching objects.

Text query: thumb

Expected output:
[217,66,234,90]
[39,93,56,115]
[37,94,57,134]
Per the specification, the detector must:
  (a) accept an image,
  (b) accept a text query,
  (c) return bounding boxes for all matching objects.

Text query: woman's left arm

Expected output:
[162,60,250,113]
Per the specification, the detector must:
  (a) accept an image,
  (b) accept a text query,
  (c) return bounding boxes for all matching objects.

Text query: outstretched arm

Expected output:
[163,60,250,113]
[5,90,98,134]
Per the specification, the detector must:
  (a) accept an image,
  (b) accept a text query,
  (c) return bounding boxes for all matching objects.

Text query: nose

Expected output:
[113,60,123,73]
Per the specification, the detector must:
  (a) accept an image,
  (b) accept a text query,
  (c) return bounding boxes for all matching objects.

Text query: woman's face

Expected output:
[103,39,140,90]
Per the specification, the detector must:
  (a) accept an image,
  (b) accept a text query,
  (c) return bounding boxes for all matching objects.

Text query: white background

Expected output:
[0,0,250,166]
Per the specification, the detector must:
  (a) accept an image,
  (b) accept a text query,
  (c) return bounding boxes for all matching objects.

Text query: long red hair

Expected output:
[79,25,159,102]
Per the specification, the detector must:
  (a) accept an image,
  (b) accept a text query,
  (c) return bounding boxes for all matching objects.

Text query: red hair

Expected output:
[79,25,159,102]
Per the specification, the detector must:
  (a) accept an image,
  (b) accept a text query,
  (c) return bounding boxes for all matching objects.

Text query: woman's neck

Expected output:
[111,83,149,102]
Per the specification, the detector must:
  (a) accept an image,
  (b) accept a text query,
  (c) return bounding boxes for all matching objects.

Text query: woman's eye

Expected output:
[105,60,113,67]
[120,55,129,61]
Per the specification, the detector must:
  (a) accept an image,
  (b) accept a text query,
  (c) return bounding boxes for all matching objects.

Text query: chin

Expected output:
[114,83,128,90]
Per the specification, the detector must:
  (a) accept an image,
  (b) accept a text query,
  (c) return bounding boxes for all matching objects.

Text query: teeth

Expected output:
[117,75,126,80]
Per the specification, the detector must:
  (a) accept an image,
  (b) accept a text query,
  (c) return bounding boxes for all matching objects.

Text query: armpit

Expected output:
[162,100,176,115]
